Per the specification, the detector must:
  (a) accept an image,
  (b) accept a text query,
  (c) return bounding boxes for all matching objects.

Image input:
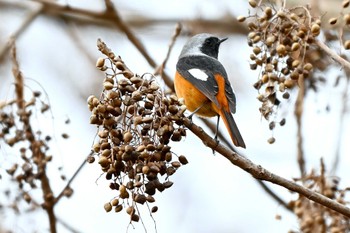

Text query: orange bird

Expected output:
[174,33,246,148]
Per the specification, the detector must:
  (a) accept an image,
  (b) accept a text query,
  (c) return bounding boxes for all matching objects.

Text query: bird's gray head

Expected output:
[179,33,228,59]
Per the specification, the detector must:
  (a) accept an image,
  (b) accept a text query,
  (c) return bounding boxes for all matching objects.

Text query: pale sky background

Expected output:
[1,0,349,232]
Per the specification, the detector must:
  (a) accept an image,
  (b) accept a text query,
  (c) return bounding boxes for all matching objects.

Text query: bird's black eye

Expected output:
[205,38,216,46]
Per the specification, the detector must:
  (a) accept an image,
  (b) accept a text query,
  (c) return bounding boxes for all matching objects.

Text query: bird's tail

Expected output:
[219,109,246,148]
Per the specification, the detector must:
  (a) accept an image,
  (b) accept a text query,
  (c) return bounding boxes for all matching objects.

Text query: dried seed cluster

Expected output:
[238,2,330,132]
[0,90,70,206]
[326,0,350,49]
[244,5,318,117]
[89,39,188,221]
[289,167,350,233]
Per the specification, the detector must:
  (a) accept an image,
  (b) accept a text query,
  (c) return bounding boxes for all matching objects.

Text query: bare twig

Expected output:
[0,5,43,61]
[154,23,182,77]
[103,0,175,91]
[256,180,292,211]
[295,75,306,177]
[315,39,350,71]
[183,117,350,218]
[54,152,89,204]
[331,73,349,174]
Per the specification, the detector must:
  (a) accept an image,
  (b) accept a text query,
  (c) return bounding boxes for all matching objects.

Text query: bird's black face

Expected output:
[200,37,227,59]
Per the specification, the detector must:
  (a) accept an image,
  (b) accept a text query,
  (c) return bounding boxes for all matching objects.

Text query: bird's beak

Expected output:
[219,37,228,44]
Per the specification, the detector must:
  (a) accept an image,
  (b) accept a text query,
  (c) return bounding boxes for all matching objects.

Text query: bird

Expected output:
[174,33,246,148]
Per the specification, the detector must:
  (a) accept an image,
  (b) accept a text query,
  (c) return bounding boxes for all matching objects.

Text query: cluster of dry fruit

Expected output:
[87,39,188,222]
[237,2,328,128]
[0,88,71,207]
[289,167,350,233]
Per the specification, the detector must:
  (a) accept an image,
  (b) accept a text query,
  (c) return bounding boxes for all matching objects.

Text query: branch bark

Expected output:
[183,118,350,218]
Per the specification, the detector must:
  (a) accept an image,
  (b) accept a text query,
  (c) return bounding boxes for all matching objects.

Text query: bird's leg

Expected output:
[214,115,220,144]
[188,103,205,121]
[211,115,220,155]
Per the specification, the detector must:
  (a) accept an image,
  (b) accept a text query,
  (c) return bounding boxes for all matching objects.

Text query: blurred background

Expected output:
[0,0,349,232]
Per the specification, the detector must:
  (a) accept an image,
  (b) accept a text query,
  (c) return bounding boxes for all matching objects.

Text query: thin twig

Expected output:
[256,180,292,211]
[154,23,182,77]
[0,5,43,61]
[331,73,349,174]
[295,75,306,177]
[183,117,350,218]
[315,39,350,71]
[55,152,90,204]
[56,217,82,233]
[103,0,174,90]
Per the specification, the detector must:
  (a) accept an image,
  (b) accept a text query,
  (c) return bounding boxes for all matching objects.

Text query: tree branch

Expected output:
[183,118,350,218]
[295,75,306,177]
[315,39,350,71]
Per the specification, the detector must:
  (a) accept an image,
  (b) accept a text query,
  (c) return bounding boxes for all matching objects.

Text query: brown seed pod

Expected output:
[178,155,188,165]
[291,42,300,51]
[252,35,261,43]
[115,204,123,212]
[276,44,286,56]
[264,7,273,19]
[249,0,257,8]
[282,92,290,99]
[303,63,313,71]
[146,195,155,203]
[171,161,181,168]
[344,40,350,50]
[89,115,99,125]
[134,194,147,204]
[280,118,286,126]
[103,82,114,90]
[237,15,246,22]
[87,156,95,163]
[103,202,113,213]
[284,79,295,88]
[146,143,156,151]
[126,206,135,215]
[101,149,111,157]
[123,131,133,143]
[253,46,261,55]
[142,165,150,174]
[267,137,275,144]
[98,156,110,168]
[163,181,173,189]
[131,90,143,101]
[131,214,140,222]
[292,60,300,68]
[151,206,158,213]
[329,17,338,25]
[111,198,119,206]
[119,187,129,199]
[107,91,119,99]
[96,58,105,68]
[311,23,320,36]
[265,36,276,47]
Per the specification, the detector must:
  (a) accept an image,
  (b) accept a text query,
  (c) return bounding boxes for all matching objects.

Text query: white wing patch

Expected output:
[188,68,208,81]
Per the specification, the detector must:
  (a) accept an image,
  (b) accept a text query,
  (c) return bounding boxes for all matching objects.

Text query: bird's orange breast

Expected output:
[174,72,217,117]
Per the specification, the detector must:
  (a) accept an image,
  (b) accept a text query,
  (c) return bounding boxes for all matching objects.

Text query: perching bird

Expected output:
[174,33,246,148]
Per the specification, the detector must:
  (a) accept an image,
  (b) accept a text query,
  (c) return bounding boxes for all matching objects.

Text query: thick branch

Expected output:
[183,118,350,218]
